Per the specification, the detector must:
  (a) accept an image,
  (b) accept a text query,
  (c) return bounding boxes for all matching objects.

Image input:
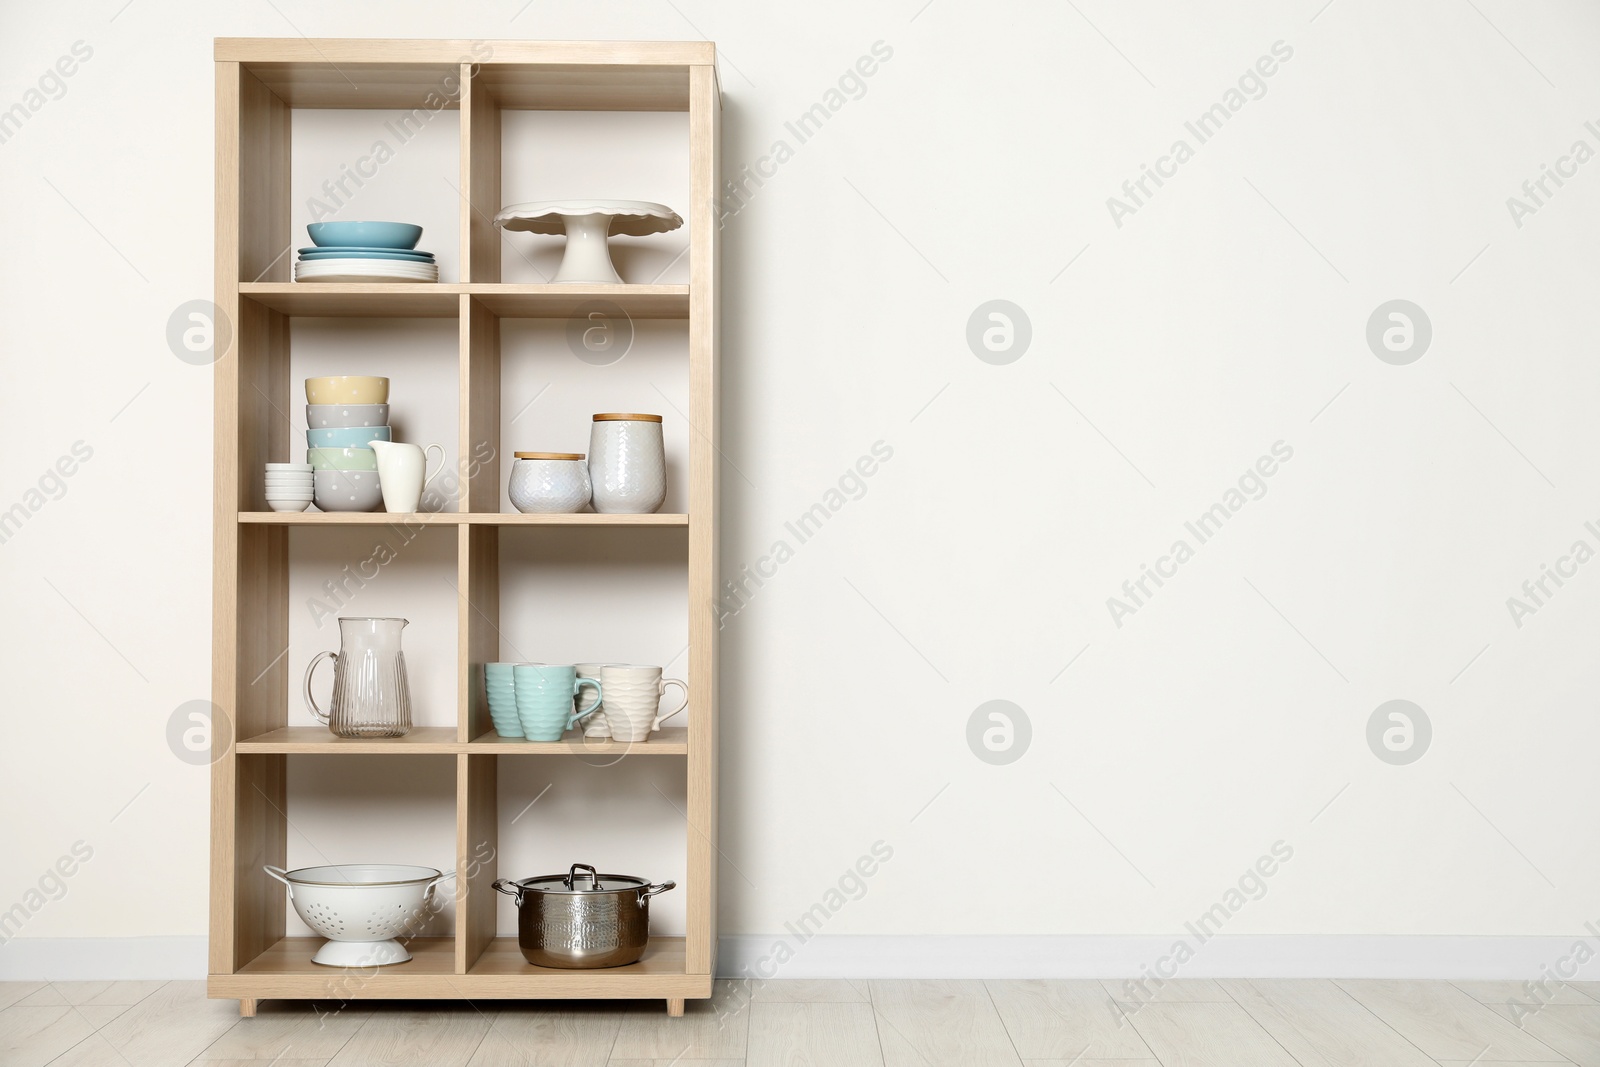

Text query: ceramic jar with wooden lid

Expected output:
[508,452,591,513]
[588,413,666,514]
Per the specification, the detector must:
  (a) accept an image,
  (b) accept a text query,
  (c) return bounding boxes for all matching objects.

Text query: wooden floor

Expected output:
[2,977,1597,1066]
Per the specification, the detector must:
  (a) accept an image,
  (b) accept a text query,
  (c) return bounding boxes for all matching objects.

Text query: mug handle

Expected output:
[303,651,337,726]
[420,444,446,491]
[568,678,603,727]
[654,678,689,730]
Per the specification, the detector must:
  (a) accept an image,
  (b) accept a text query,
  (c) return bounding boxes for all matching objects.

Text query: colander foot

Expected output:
[310,938,412,967]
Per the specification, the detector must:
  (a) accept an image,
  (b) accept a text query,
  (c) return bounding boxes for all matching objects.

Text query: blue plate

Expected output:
[299,250,437,262]
[298,246,435,257]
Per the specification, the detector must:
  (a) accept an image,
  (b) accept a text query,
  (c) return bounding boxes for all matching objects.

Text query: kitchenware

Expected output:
[307,447,379,471]
[492,863,675,968]
[512,663,602,742]
[266,487,314,496]
[306,376,389,405]
[484,663,523,738]
[576,663,609,738]
[266,462,314,472]
[298,249,435,262]
[508,452,591,514]
[299,245,435,257]
[307,221,423,248]
[267,498,313,513]
[588,414,666,514]
[369,441,446,514]
[303,617,412,737]
[597,665,688,743]
[265,471,314,480]
[313,469,384,512]
[494,200,682,284]
[307,425,393,449]
[295,262,440,284]
[265,863,452,965]
[306,403,391,429]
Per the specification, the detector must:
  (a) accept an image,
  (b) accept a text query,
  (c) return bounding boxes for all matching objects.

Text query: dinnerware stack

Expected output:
[294,221,439,284]
[306,376,391,512]
[264,463,314,512]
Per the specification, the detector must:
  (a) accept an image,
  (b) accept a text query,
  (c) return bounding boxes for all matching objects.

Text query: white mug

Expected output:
[598,665,687,743]
[576,663,609,737]
[369,441,445,513]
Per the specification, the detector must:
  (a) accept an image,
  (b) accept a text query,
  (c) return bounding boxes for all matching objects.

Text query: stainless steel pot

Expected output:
[492,863,675,968]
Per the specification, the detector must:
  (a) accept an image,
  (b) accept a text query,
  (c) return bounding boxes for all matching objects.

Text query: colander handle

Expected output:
[425,870,456,898]
[263,865,295,900]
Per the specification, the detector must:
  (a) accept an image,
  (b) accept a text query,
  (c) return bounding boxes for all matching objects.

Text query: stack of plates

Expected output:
[294,247,439,283]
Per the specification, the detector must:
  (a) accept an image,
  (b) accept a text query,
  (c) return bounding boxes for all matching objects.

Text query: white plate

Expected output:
[294,260,440,284]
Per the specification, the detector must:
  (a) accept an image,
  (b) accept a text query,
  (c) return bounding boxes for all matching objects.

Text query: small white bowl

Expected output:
[265,463,314,472]
[267,499,313,512]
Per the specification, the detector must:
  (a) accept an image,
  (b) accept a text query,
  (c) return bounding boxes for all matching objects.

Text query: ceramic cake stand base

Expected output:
[494,200,684,285]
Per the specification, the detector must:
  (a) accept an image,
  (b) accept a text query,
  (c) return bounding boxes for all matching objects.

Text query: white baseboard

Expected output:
[0,937,207,981]
[4,934,1597,983]
[716,935,1600,981]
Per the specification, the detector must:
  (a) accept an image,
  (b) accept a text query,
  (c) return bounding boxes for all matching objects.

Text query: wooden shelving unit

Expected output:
[210,38,719,1016]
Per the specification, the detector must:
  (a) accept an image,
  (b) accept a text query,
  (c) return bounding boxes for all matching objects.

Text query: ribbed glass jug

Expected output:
[303,617,412,738]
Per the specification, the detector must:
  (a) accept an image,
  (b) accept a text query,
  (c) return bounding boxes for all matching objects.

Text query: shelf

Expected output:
[469,727,688,754]
[239,512,689,526]
[238,726,689,755]
[239,283,689,319]
[211,937,705,999]
[237,727,459,753]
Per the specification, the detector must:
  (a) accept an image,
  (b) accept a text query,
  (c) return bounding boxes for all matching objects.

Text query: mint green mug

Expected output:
[512,664,602,741]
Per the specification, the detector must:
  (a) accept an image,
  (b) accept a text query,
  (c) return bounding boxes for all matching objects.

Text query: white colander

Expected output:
[265,863,454,967]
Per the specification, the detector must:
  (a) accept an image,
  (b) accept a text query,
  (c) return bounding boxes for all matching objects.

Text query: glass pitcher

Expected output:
[303,617,412,738]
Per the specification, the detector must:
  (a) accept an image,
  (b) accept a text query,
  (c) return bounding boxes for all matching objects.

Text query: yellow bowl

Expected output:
[305,376,389,405]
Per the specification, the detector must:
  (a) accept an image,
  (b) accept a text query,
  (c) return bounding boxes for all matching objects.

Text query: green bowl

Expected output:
[307,447,378,471]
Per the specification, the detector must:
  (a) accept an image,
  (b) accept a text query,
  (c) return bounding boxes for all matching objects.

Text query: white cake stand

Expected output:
[494,200,683,284]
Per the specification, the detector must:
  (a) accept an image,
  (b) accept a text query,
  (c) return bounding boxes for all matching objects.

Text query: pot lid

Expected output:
[592,412,663,423]
[511,863,650,894]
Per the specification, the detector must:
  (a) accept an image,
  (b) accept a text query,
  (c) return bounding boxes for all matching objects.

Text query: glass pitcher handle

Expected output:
[303,651,337,726]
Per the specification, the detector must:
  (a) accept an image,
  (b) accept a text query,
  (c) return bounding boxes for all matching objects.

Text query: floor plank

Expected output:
[608,984,748,1061]
[91,980,240,1067]
[985,980,1154,1059]
[198,1000,372,1061]
[1336,979,1564,1061]
[1097,978,1233,1004]
[607,1061,744,1066]
[328,1008,493,1067]
[467,1005,624,1066]
[0,1005,94,1067]
[747,1002,883,1066]
[1456,980,1600,1008]
[1021,1061,1161,1067]
[52,980,167,1006]
[1125,1002,1300,1067]
[747,979,870,1003]
[1221,978,1435,1067]
[868,980,1021,1067]
[0,983,46,1011]
[1484,1002,1600,1066]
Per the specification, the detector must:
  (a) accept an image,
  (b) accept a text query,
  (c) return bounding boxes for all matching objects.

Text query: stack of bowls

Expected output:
[295,222,438,283]
[265,463,314,512]
[306,376,390,512]
[485,664,522,738]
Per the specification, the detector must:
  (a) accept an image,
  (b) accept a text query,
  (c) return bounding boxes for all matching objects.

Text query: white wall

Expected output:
[3,0,1600,979]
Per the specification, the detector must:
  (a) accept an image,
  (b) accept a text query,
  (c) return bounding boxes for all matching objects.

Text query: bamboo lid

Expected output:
[513,452,585,460]
[592,413,663,423]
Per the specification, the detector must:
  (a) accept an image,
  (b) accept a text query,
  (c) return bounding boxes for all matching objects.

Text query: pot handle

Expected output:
[639,879,676,903]
[263,865,295,901]
[567,863,601,890]
[491,878,523,902]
